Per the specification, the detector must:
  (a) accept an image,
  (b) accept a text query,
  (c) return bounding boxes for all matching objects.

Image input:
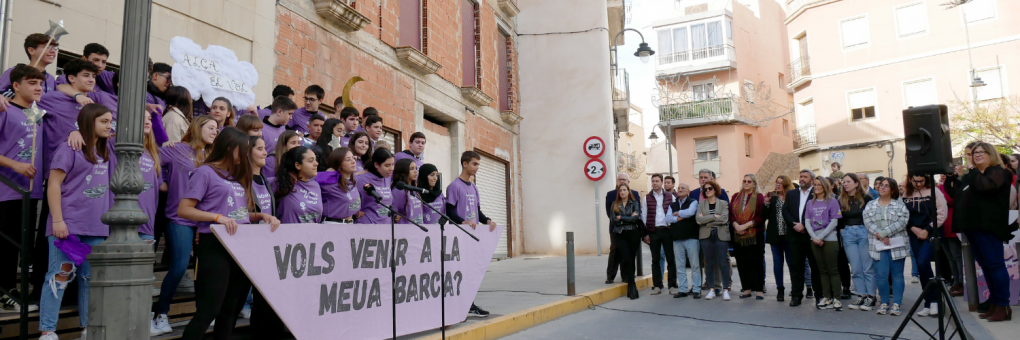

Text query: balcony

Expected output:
[312,0,371,32]
[793,124,818,153]
[656,44,736,76]
[658,96,757,128]
[617,151,639,171]
[787,56,812,89]
[612,66,630,133]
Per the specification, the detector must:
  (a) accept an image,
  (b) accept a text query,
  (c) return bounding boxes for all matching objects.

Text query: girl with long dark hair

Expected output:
[152,115,218,332]
[730,174,765,300]
[317,148,364,223]
[864,178,910,316]
[179,128,280,339]
[348,131,371,172]
[611,183,642,299]
[902,172,947,317]
[417,163,445,224]
[38,104,113,339]
[264,130,302,181]
[391,158,424,224]
[355,148,395,224]
[838,173,876,311]
[314,118,342,170]
[274,146,323,224]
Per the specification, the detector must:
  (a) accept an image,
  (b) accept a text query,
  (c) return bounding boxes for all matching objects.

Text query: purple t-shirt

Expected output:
[392,188,424,224]
[393,151,423,170]
[45,143,111,237]
[144,93,169,145]
[159,144,202,226]
[183,165,250,234]
[55,70,115,95]
[355,172,393,224]
[257,107,272,120]
[39,91,117,175]
[340,132,354,148]
[253,176,274,214]
[422,194,446,225]
[261,117,289,152]
[263,155,278,181]
[0,67,55,95]
[0,104,45,201]
[446,178,480,223]
[355,158,365,173]
[287,108,316,135]
[805,198,842,232]
[316,171,361,219]
[137,151,161,235]
[276,179,323,224]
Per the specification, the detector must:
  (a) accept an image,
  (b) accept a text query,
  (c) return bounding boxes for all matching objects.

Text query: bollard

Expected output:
[566,232,576,296]
[960,234,979,312]
[636,242,644,277]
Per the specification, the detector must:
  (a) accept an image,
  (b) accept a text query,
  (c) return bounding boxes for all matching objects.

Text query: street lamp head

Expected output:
[635,42,655,64]
[648,131,659,142]
[970,76,986,88]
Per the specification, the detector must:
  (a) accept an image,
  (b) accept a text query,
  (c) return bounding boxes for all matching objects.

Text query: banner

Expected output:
[169,36,258,109]
[212,223,503,339]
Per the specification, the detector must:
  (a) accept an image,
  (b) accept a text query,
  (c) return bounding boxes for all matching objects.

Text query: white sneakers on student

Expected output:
[77,329,87,340]
[151,313,172,336]
[704,290,716,300]
[650,287,662,295]
[39,333,59,340]
[668,287,679,295]
[917,303,939,317]
[178,276,196,293]
[722,290,731,301]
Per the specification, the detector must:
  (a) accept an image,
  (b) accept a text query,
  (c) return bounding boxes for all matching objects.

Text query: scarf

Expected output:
[730,191,759,246]
[416,163,443,203]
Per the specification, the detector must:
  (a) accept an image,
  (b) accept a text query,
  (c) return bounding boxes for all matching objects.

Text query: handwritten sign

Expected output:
[181,54,222,74]
[212,223,503,339]
[169,36,258,109]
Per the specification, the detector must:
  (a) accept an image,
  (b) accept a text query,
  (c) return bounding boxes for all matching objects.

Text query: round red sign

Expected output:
[584,158,606,181]
[583,136,605,158]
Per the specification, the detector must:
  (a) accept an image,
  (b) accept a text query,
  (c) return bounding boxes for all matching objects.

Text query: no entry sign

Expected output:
[583,136,605,158]
[584,158,606,181]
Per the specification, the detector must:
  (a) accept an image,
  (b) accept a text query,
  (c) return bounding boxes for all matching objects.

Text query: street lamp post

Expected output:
[87,0,156,339]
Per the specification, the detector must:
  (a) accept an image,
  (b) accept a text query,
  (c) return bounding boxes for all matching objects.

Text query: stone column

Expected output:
[87,0,156,339]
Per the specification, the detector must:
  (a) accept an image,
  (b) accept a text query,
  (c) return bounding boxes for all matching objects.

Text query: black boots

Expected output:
[777,287,785,302]
[627,282,639,300]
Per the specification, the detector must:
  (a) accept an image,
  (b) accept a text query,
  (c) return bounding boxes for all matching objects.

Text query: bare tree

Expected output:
[947,95,1020,153]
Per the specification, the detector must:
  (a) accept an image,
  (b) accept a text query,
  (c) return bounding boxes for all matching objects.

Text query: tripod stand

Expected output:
[416,192,479,340]
[893,173,972,340]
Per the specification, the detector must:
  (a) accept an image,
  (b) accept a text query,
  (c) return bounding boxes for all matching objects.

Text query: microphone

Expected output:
[364,183,383,201]
[395,181,430,195]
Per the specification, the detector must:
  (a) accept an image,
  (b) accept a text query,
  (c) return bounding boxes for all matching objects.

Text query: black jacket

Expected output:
[764,195,784,245]
[605,189,640,220]
[668,196,699,240]
[951,165,1014,241]
[782,188,813,240]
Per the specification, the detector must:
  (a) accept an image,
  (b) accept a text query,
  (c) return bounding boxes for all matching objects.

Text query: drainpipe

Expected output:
[0,0,13,68]
[884,141,895,179]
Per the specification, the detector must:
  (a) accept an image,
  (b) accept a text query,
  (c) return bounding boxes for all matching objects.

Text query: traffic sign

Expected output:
[583,136,605,158]
[584,158,606,181]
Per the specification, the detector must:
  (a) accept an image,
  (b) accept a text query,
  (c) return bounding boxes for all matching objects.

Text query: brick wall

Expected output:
[464,111,513,161]
[423,0,462,86]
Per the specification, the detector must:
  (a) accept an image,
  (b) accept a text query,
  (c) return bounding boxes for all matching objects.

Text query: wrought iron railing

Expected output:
[793,124,818,149]
[657,51,689,65]
[618,151,638,170]
[612,66,629,102]
[788,56,811,83]
[659,97,735,121]
[691,45,726,60]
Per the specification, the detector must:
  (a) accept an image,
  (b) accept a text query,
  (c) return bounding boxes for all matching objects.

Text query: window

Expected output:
[692,82,715,101]
[744,134,753,158]
[896,2,928,38]
[783,119,789,136]
[975,66,1006,101]
[797,99,815,127]
[498,31,512,111]
[695,137,719,161]
[903,77,937,108]
[840,16,870,49]
[726,18,733,40]
[962,0,996,23]
[657,29,672,56]
[399,0,422,49]
[847,88,877,121]
[461,0,479,87]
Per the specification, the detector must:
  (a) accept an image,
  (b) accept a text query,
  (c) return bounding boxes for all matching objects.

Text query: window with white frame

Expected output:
[695,137,719,161]
[692,82,716,101]
[962,0,996,23]
[848,88,877,121]
[895,2,928,38]
[975,66,1006,101]
[840,16,870,49]
[903,78,937,108]
[726,18,733,40]
[797,99,815,127]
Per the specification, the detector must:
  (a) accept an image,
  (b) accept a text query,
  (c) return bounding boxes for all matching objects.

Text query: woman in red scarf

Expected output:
[731,174,766,299]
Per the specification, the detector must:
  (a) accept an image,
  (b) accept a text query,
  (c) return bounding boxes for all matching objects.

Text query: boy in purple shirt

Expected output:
[0,65,45,312]
[364,115,384,149]
[55,43,116,95]
[338,107,360,146]
[288,85,324,134]
[394,132,426,170]
[258,85,296,120]
[445,151,496,317]
[0,34,57,101]
[39,60,118,175]
[262,96,297,151]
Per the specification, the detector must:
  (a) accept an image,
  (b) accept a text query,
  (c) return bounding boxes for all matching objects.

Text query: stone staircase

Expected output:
[754,152,801,192]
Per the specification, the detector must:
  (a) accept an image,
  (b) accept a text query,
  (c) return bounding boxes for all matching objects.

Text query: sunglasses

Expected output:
[704,187,715,192]
[742,180,754,184]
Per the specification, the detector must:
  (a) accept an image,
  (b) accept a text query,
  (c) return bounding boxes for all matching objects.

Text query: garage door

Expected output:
[475,153,509,259]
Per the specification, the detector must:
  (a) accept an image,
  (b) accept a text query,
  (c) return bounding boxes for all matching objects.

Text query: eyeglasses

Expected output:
[742,180,753,184]
[879,184,891,189]
[912,179,925,184]
[973,150,989,156]
[304,97,319,102]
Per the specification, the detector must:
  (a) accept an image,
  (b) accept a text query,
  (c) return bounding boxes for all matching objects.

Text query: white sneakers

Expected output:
[650,287,662,295]
[722,290,731,301]
[917,303,939,317]
[668,287,679,295]
[178,276,196,293]
[704,290,716,300]
[151,313,172,336]
[39,332,59,340]
[77,329,87,340]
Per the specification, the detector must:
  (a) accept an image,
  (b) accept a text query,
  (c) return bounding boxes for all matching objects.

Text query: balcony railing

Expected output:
[657,51,690,65]
[659,97,735,121]
[793,124,818,150]
[787,56,811,87]
[612,66,629,102]
[691,45,726,60]
[618,151,638,170]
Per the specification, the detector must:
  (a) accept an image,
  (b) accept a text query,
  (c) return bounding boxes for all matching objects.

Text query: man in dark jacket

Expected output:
[605,173,640,284]
[782,169,823,307]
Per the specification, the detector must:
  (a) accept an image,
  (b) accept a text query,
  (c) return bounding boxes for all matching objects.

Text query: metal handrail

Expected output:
[659,97,735,121]
[793,124,818,149]
[788,56,811,81]
[0,173,33,340]
[612,66,629,102]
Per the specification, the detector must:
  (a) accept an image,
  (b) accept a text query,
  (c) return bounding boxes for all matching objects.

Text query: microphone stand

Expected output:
[367,190,428,340]
[416,192,479,340]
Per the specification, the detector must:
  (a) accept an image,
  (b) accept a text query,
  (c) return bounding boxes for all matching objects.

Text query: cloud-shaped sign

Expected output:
[169,36,258,109]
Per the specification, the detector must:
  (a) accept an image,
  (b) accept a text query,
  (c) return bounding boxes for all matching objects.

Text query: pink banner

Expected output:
[212,223,504,339]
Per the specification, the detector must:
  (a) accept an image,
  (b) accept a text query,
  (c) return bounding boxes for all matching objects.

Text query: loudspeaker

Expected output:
[903,104,953,175]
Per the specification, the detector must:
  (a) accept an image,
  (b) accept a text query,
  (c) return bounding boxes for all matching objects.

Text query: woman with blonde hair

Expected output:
[765,175,796,301]
[610,183,643,300]
[804,176,843,310]
[731,174,766,300]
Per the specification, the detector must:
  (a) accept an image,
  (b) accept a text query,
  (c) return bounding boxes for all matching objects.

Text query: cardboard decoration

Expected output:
[169,36,258,109]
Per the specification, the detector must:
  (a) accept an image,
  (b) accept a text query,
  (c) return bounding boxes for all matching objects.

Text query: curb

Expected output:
[419,275,654,340]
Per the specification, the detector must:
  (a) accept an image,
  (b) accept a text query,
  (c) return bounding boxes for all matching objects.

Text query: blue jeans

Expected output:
[770,238,792,289]
[909,235,936,305]
[841,225,876,297]
[966,230,1010,306]
[157,222,195,314]
[874,250,906,305]
[672,239,701,293]
[805,258,812,286]
[701,229,730,289]
[39,235,106,332]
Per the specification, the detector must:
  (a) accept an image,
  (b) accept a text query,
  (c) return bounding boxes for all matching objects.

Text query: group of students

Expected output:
[606,150,1016,322]
[0,34,500,340]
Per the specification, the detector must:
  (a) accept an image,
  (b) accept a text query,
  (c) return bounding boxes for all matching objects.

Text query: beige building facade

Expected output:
[785,0,1020,181]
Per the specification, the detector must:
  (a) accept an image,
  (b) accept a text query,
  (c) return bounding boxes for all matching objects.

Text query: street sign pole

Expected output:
[595,180,601,255]
[583,136,606,257]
